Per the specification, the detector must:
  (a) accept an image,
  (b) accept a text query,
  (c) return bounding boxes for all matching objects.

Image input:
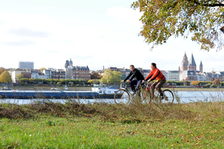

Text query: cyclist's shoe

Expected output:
[131,89,136,96]
[160,93,164,100]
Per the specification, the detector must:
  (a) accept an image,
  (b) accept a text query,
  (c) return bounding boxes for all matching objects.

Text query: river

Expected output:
[0,90,224,104]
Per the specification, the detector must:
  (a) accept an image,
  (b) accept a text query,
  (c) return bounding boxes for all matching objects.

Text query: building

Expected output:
[220,72,224,81]
[166,71,180,81]
[161,70,168,80]
[180,53,189,71]
[197,73,207,81]
[188,54,197,71]
[179,53,204,81]
[31,70,49,79]
[72,66,91,80]
[19,62,34,70]
[42,69,52,79]
[199,61,203,73]
[51,69,66,79]
[65,59,90,80]
[9,69,31,83]
[65,60,74,79]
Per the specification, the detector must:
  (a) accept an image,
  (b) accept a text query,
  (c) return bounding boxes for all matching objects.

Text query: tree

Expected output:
[0,71,12,83]
[88,79,100,85]
[90,71,102,79]
[191,81,200,86]
[212,78,221,86]
[132,0,224,50]
[39,68,46,72]
[16,72,31,80]
[0,67,5,75]
[100,70,122,85]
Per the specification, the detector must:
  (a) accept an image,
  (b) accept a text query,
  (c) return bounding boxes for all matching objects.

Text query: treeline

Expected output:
[14,78,224,88]
[17,79,100,87]
[166,80,224,88]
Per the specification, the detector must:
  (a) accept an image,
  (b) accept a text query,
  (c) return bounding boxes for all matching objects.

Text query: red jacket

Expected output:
[145,68,166,81]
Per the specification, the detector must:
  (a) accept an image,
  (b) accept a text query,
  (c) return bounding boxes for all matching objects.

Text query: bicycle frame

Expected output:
[139,81,164,102]
[115,82,174,104]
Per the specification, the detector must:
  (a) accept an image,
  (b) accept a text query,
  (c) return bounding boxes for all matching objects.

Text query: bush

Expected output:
[17,79,92,87]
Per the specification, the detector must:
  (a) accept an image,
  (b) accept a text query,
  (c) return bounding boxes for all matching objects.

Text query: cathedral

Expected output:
[179,53,203,81]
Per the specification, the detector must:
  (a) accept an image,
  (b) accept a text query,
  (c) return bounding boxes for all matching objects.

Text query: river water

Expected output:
[0,90,224,105]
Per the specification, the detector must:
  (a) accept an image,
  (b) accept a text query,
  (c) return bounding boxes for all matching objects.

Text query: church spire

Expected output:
[199,61,203,73]
[188,54,197,71]
[189,54,196,66]
[181,52,189,71]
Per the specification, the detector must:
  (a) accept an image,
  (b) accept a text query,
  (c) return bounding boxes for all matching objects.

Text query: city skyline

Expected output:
[0,0,223,72]
[4,53,222,73]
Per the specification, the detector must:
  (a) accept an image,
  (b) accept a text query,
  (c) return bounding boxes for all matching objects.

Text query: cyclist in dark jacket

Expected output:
[124,65,144,92]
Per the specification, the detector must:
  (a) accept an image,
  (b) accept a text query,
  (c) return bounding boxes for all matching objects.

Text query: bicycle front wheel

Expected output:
[162,89,175,104]
[114,89,131,104]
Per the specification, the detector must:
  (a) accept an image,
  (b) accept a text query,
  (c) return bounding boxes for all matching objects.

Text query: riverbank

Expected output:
[0,102,224,148]
[9,86,92,91]
[168,87,224,91]
[4,85,224,92]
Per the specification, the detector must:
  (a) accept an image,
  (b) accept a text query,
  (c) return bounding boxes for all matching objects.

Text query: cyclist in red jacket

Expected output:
[145,63,166,99]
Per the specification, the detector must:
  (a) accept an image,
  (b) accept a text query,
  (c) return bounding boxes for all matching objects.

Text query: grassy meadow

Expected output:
[0,102,224,148]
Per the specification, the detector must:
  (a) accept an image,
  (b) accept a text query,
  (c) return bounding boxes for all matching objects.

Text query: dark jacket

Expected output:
[124,69,144,82]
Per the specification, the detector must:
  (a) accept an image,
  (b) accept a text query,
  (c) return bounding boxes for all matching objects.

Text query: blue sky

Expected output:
[0,0,223,72]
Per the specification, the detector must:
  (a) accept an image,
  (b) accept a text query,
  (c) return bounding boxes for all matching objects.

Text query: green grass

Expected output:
[0,102,224,148]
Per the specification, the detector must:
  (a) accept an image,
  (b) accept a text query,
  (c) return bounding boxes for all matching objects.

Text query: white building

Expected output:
[31,70,49,79]
[197,73,207,81]
[166,71,180,81]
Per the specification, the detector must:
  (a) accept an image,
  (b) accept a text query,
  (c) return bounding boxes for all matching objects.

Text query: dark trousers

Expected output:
[130,80,142,92]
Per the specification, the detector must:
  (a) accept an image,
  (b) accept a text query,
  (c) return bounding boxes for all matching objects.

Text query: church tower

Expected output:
[188,54,197,71]
[181,53,189,71]
[199,61,203,73]
[65,59,74,79]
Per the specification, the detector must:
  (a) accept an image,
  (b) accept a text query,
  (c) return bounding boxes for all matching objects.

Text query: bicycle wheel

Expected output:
[162,89,175,104]
[114,89,131,104]
[139,88,151,104]
[153,91,162,103]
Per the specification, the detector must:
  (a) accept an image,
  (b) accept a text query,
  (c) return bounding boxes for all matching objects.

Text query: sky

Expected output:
[0,0,223,72]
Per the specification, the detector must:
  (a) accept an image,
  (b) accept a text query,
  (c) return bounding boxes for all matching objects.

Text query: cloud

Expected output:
[4,40,35,46]
[106,7,141,24]
[9,28,49,38]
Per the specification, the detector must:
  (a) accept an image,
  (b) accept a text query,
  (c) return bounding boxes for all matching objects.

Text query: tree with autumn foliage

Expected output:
[191,81,200,86]
[132,0,224,50]
[0,71,12,83]
[212,78,221,86]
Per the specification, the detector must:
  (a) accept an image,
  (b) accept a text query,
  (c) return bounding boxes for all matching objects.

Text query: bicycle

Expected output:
[140,82,175,104]
[114,81,175,104]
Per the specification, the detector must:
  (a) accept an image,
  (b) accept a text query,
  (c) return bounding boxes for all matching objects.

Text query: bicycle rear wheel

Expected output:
[162,89,175,104]
[114,89,131,104]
